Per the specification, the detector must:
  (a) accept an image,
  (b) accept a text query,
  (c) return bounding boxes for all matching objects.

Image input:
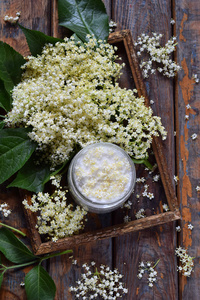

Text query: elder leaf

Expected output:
[19,25,64,56]
[0,79,12,112]
[0,128,37,184]
[8,159,51,193]
[25,265,56,300]
[0,228,36,264]
[58,0,109,42]
[0,121,4,130]
[0,41,25,95]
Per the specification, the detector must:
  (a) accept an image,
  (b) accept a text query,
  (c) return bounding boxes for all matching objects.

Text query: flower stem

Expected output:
[3,260,39,271]
[153,259,160,268]
[0,222,26,237]
[40,249,73,262]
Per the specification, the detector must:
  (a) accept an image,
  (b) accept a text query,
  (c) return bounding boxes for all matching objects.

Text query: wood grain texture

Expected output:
[175,0,200,299]
[0,187,28,300]
[112,1,178,299]
[0,0,51,56]
[0,1,51,299]
[0,0,199,299]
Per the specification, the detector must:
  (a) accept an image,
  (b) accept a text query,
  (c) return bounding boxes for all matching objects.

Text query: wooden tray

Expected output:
[22,30,181,255]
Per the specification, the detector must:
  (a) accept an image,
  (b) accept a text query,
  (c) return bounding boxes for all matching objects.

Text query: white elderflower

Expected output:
[153,174,160,182]
[175,247,194,277]
[123,200,133,210]
[176,226,181,232]
[109,20,117,33]
[23,176,87,241]
[137,260,160,288]
[135,208,146,219]
[70,262,128,299]
[170,19,176,25]
[186,104,191,109]
[191,133,197,140]
[187,223,194,230]
[174,175,179,185]
[192,74,199,83]
[6,36,167,167]
[162,203,169,212]
[136,177,146,183]
[0,203,11,217]
[196,186,200,191]
[185,115,189,120]
[124,215,131,223]
[20,282,25,287]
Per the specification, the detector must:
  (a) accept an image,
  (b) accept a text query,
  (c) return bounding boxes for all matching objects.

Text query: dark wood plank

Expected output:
[175,0,200,299]
[112,1,178,299]
[0,187,28,300]
[0,1,52,299]
[0,0,51,56]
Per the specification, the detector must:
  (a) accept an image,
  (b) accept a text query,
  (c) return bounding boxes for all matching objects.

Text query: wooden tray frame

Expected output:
[22,30,181,255]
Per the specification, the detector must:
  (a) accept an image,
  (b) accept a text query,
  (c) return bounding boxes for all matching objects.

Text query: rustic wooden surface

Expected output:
[0,0,199,300]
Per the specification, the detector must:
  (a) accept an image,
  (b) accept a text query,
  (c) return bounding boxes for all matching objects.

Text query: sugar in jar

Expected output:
[67,142,136,213]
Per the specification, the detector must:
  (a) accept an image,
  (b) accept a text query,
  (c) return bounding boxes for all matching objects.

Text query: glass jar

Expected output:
[67,142,136,213]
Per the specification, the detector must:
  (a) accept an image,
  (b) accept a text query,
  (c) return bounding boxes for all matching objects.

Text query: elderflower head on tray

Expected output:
[23,175,87,241]
[6,36,167,168]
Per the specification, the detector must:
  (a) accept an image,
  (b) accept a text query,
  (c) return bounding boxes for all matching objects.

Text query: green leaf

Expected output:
[0,41,26,94]
[58,0,109,42]
[19,24,64,56]
[0,128,37,184]
[131,158,153,170]
[0,121,5,129]
[0,272,3,289]
[0,79,12,112]
[8,159,51,193]
[25,265,56,300]
[0,228,36,264]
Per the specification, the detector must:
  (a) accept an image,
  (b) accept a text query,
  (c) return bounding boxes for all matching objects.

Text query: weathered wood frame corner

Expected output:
[22,30,181,255]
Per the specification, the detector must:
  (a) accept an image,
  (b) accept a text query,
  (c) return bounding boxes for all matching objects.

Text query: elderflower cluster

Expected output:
[196,185,200,192]
[123,215,131,223]
[4,11,20,24]
[142,184,154,200]
[175,247,194,277]
[136,177,146,183]
[0,203,11,217]
[22,176,87,241]
[135,208,146,219]
[137,260,159,288]
[192,74,199,83]
[109,20,117,33]
[69,262,128,299]
[135,33,181,78]
[153,174,160,182]
[6,36,167,167]
[123,200,133,210]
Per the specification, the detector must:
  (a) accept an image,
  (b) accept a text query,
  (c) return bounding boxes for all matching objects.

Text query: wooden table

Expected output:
[0,0,199,299]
